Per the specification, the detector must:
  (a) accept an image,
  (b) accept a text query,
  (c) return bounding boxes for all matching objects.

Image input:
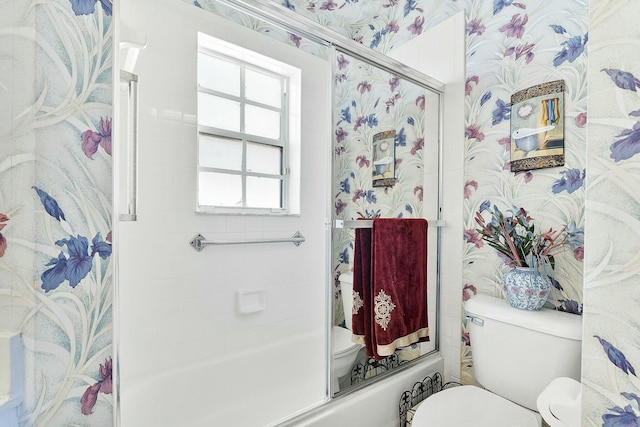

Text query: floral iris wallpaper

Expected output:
[582,1,640,425]
[331,52,432,326]
[2,0,639,425]
[2,0,113,425]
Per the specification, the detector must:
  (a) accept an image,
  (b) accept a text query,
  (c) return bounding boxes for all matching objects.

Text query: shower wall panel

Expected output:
[118,0,331,425]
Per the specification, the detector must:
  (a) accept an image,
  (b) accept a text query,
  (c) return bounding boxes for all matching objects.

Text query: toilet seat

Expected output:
[332,326,359,357]
[412,385,541,427]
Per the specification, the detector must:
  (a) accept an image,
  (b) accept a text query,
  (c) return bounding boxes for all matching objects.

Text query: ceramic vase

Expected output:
[502,267,551,310]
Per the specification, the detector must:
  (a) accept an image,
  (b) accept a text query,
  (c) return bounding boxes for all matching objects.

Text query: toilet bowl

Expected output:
[331,273,363,392]
[412,385,540,427]
[412,295,582,427]
[332,326,361,379]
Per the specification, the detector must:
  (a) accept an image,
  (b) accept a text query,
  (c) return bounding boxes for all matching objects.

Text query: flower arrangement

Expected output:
[474,204,567,269]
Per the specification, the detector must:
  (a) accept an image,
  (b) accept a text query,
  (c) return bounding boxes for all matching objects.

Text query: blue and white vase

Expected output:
[502,267,551,311]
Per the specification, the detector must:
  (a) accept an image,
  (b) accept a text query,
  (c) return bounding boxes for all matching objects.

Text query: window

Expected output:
[197,33,301,214]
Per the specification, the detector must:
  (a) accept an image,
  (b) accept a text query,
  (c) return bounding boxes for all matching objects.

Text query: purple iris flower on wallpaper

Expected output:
[480,92,491,106]
[42,236,93,291]
[408,16,424,35]
[602,68,640,92]
[395,128,407,147]
[465,76,479,96]
[32,186,66,221]
[492,99,511,126]
[81,358,112,415]
[403,0,421,18]
[282,0,295,11]
[564,222,584,250]
[551,169,585,194]
[595,335,637,376]
[336,127,348,143]
[338,248,350,264]
[466,19,486,36]
[364,114,378,128]
[603,393,640,426]
[340,107,352,124]
[389,76,401,92]
[34,187,111,292]
[370,30,386,49]
[611,121,640,162]
[0,214,8,258]
[493,0,525,16]
[596,334,640,425]
[505,42,535,64]
[411,138,424,155]
[364,190,377,204]
[69,0,112,16]
[493,0,513,15]
[499,13,528,39]
[339,178,351,194]
[558,299,582,315]
[319,0,338,11]
[553,34,587,66]
[41,233,112,292]
[82,117,112,159]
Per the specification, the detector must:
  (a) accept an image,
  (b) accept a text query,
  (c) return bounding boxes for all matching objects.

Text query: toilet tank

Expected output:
[464,294,582,411]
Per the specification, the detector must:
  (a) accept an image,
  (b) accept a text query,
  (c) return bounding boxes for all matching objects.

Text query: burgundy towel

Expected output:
[352,218,429,360]
[351,225,373,355]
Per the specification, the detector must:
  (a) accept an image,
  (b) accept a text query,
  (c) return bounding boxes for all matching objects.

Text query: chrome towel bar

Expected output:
[189,231,305,251]
[334,219,446,229]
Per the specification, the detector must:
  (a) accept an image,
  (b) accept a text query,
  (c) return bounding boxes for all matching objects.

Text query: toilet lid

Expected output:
[412,386,540,427]
[332,326,359,356]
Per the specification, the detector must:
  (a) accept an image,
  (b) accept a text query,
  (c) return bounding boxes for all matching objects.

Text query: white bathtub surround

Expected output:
[117,0,331,425]
[121,332,325,427]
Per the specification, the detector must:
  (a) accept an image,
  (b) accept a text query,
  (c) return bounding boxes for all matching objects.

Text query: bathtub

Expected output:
[120,331,326,427]
[119,332,444,427]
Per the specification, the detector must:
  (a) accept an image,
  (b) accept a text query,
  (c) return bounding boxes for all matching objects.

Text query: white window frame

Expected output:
[196,32,301,215]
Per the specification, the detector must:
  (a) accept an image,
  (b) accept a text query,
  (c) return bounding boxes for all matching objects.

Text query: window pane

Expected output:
[247,142,281,174]
[246,69,281,108]
[245,105,280,139]
[198,53,240,96]
[199,135,242,171]
[246,177,282,209]
[198,93,240,131]
[199,172,242,207]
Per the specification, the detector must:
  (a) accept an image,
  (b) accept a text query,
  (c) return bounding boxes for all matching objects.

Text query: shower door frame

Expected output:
[215,0,447,400]
[112,0,445,425]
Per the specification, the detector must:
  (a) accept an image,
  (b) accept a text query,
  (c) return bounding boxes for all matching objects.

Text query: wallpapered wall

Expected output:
[3,0,639,425]
[582,1,640,425]
[331,52,434,326]
[2,0,113,425]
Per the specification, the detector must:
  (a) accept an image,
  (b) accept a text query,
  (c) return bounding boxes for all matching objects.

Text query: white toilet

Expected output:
[412,294,582,427]
[332,273,363,392]
[0,332,24,427]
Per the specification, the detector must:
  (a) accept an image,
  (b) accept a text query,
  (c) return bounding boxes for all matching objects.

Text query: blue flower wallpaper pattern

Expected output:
[2,0,638,425]
[2,0,114,424]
